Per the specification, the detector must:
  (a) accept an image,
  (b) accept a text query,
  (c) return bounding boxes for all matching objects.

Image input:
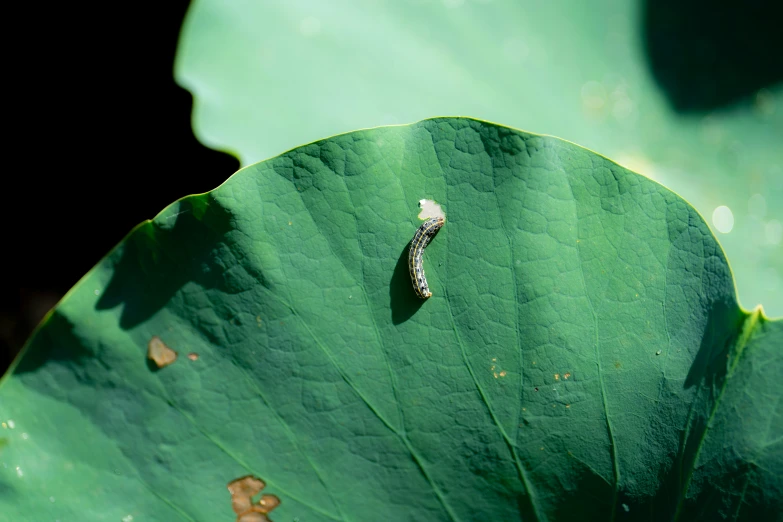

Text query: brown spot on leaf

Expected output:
[188,353,199,361]
[147,336,177,368]
[554,373,560,381]
[228,475,280,522]
[614,361,622,369]
[499,370,507,377]
[564,372,571,380]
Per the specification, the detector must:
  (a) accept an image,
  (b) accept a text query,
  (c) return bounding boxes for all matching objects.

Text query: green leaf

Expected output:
[174,0,783,317]
[1,119,780,521]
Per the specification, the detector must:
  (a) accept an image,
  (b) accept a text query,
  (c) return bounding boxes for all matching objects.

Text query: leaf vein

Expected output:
[564,167,621,521]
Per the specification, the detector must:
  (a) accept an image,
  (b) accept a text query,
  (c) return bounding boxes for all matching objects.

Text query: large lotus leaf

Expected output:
[1,119,780,521]
[174,0,783,317]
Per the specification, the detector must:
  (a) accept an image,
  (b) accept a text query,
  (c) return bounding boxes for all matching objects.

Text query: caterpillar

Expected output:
[408,216,445,299]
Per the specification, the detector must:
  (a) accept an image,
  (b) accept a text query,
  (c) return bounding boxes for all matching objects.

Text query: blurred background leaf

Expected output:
[175,0,782,316]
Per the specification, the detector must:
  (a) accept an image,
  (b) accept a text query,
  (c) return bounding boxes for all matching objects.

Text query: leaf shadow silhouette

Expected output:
[642,0,783,113]
[95,195,237,330]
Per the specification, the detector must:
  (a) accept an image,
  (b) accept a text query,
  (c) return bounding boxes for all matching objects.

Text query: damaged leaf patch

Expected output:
[228,476,280,522]
[147,336,177,368]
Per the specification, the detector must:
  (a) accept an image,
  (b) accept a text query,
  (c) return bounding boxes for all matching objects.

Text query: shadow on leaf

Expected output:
[390,242,425,324]
[95,195,236,330]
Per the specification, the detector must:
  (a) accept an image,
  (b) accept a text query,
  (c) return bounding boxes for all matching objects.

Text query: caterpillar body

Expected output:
[408,217,445,299]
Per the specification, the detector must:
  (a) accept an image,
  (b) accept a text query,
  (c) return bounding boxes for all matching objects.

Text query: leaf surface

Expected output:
[1,119,780,521]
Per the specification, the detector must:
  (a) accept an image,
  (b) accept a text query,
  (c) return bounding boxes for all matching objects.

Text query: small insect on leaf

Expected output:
[408,216,445,298]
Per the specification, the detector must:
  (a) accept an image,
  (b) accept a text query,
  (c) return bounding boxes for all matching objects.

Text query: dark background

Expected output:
[2,0,780,374]
[1,1,238,373]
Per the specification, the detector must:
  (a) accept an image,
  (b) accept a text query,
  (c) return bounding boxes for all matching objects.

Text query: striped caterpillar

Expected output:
[408,217,445,299]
